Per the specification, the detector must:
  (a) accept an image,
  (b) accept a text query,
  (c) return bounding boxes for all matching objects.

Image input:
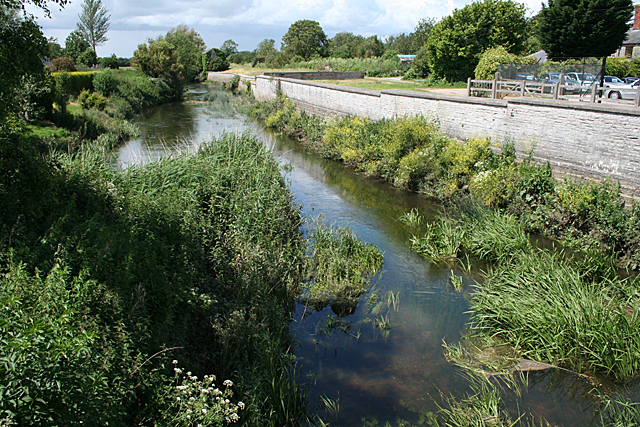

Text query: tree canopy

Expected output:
[537,0,634,58]
[0,6,48,121]
[63,29,89,62]
[76,0,110,53]
[281,19,328,60]
[134,25,205,96]
[426,0,528,81]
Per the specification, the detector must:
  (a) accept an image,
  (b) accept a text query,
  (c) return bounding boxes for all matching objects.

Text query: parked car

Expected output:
[624,77,640,85]
[539,72,581,93]
[515,72,538,81]
[604,80,640,99]
[604,76,626,84]
[564,72,598,86]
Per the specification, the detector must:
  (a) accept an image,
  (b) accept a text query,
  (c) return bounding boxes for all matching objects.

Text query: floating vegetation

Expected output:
[302,219,384,316]
[399,208,423,228]
[449,270,464,291]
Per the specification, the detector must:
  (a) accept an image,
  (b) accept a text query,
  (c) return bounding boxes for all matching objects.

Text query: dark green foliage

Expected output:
[203,48,230,72]
[282,19,328,60]
[538,0,634,58]
[426,0,529,81]
[77,47,97,67]
[53,71,97,96]
[0,132,309,425]
[63,29,90,62]
[0,6,48,122]
[100,53,119,69]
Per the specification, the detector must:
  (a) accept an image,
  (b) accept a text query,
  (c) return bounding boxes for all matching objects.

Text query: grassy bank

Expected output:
[249,95,640,270]
[0,132,309,425]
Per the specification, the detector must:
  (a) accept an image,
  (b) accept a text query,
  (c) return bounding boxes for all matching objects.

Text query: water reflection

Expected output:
[116,85,630,426]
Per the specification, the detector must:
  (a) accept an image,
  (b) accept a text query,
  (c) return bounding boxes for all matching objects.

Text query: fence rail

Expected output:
[467,73,640,107]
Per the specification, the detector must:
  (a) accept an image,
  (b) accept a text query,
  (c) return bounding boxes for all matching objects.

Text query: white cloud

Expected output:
[30,0,544,57]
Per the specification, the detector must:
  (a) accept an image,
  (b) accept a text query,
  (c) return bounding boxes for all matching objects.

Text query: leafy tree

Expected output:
[255,38,277,59]
[0,5,49,122]
[413,17,436,48]
[77,47,97,67]
[100,53,119,69]
[329,32,363,58]
[220,39,238,56]
[358,36,384,58]
[165,25,206,82]
[282,19,328,60]
[384,33,416,54]
[47,36,62,59]
[1,0,68,17]
[63,29,89,62]
[426,0,528,81]
[537,0,633,58]
[76,0,110,53]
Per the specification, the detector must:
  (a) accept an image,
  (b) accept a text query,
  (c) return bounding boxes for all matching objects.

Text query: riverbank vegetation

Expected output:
[0,131,312,425]
[250,95,640,270]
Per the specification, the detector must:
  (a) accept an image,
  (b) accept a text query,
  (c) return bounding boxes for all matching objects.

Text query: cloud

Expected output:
[29,0,544,57]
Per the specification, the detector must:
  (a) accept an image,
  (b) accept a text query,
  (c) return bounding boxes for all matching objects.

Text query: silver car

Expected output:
[605,80,640,99]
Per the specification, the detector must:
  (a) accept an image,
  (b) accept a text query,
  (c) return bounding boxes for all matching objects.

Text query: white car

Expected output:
[604,80,640,99]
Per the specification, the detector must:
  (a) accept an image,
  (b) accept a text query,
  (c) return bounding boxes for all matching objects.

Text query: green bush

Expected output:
[100,54,119,70]
[78,89,107,110]
[53,71,99,96]
[474,46,537,80]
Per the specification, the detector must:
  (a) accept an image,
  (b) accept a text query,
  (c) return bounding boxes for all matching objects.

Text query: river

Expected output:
[116,84,616,426]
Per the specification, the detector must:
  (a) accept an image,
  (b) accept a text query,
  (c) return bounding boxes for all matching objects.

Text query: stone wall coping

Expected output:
[255,75,382,97]
[381,89,508,107]
[506,96,640,116]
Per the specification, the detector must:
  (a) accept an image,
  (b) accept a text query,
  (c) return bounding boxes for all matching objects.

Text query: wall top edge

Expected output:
[382,89,508,107]
[255,76,382,97]
[507,96,640,116]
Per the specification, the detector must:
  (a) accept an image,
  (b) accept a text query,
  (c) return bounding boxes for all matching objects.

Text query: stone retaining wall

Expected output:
[253,75,640,196]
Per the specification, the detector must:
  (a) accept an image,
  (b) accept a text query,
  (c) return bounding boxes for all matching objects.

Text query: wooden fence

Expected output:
[467,73,640,107]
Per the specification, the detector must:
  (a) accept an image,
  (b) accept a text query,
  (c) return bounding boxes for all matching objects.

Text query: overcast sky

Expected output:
[28,0,546,58]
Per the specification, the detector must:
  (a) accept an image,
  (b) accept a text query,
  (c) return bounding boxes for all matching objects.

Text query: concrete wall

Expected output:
[253,75,640,196]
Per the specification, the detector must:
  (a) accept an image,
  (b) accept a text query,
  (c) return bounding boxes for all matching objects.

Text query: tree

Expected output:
[47,36,62,59]
[77,47,97,67]
[329,32,363,58]
[282,20,328,60]
[76,0,110,53]
[426,0,528,81]
[63,29,89,62]
[537,0,633,58]
[413,17,436,48]
[1,0,68,17]
[0,5,49,121]
[220,39,238,56]
[164,25,206,82]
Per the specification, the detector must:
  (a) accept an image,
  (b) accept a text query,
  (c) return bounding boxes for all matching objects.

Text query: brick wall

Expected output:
[253,76,640,195]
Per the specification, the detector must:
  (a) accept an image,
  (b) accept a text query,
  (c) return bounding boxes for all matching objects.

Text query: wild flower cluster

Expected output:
[168,360,245,426]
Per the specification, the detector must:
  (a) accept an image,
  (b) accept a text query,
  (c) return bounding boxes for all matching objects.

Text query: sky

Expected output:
[27,0,547,58]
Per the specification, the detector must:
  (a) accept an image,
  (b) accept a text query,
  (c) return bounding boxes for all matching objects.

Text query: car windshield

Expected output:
[576,73,596,81]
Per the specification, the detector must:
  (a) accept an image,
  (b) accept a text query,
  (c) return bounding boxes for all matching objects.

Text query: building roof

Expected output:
[623,29,640,46]
[527,50,547,63]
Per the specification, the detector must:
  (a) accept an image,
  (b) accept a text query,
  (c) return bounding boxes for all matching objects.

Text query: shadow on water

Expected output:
[117,85,634,427]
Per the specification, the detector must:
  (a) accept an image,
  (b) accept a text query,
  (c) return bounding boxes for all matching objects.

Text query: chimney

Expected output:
[634,4,640,30]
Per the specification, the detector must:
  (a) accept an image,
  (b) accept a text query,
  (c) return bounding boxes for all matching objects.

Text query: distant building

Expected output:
[614,4,640,58]
[527,50,547,63]
[203,47,218,59]
[397,54,416,68]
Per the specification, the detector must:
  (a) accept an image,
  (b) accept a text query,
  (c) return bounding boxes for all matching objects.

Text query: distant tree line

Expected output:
[230,0,635,82]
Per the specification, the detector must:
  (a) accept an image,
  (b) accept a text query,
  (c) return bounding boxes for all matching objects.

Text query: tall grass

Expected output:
[0,132,310,425]
[286,56,403,77]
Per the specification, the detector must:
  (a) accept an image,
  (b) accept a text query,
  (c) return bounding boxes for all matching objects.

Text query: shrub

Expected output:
[93,69,117,96]
[50,56,76,72]
[78,89,107,110]
[100,54,119,70]
[474,46,537,80]
[52,71,99,96]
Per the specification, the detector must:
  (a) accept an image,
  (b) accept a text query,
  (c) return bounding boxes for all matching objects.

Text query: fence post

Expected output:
[467,77,472,97]
[553,83,559,100]
[520,80,525,97]
[590,83,597,103]
[558,73,565,98]
[492,72,501,99]
[635,86,640,107]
